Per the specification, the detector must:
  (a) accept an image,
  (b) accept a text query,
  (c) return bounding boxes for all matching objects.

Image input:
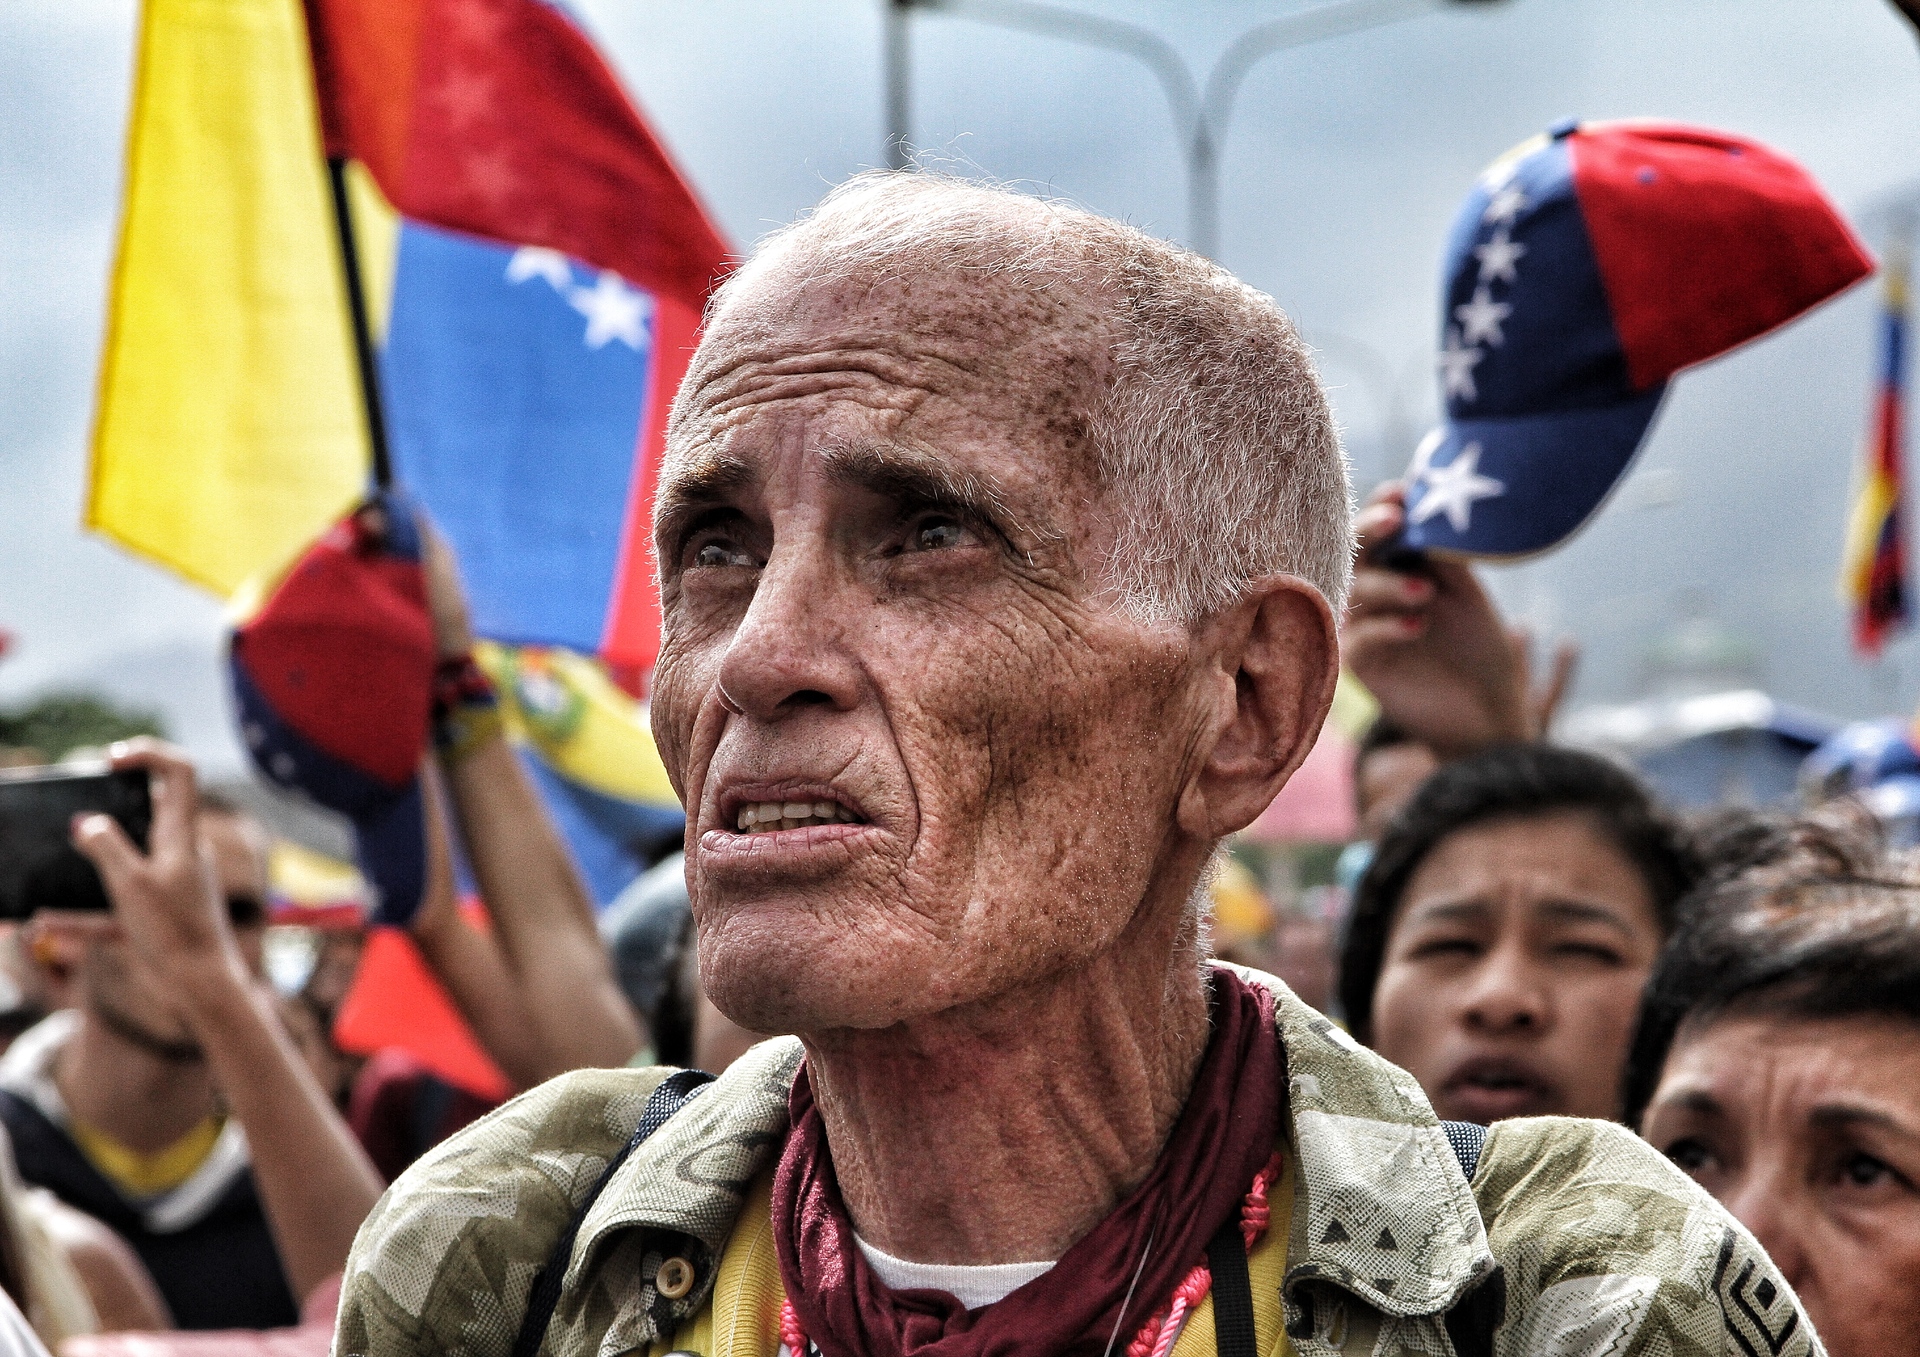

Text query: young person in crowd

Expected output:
[1340,744,1700,1124]
[0,745,382,1331]
[1629,808,1920,1357]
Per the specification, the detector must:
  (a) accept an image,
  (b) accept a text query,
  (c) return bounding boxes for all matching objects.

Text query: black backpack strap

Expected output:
[1205,1216,1258,1357]
[1437,1120,1502,1357]
[511,1069,714,1357]
[1440,1120,1486,1182]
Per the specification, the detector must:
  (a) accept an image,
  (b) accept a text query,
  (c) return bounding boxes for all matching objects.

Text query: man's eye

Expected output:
[693,541,755,569]
[1842,1153,1895,1189]
[1665,1139,1716,1174]
[911,516,969,552]
[1409,937,1480,961]
[1552,942,1625,966]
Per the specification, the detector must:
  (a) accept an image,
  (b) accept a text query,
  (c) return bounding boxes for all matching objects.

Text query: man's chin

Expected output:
[93,996,203,1063]
[699,922,964,1037]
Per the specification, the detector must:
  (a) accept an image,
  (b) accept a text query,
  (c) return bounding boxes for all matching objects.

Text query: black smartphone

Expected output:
[0,765,152,921]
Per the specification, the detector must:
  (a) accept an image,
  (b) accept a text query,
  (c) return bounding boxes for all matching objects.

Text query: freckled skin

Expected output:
[647,233,1337,1264]
[1370,812,1663,1124]
[656,264,1203,1037]
[1643,1016,1920,1357]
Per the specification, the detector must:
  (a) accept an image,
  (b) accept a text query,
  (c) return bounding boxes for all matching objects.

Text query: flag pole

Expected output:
[325,156,394,489]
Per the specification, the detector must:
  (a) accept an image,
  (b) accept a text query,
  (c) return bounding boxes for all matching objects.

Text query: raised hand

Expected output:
[1342,483,1566,759]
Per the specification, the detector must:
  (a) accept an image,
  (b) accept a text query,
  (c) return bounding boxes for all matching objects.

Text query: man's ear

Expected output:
[1177,577,1338,839]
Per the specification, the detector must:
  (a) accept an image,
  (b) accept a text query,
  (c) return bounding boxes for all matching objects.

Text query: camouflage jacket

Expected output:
[335,969,1821,1357]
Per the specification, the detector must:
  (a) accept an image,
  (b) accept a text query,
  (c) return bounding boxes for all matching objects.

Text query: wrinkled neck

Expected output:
[800,896,1211,1267]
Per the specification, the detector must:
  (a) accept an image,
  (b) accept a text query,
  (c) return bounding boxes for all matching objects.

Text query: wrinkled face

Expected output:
[85,811,268,1050]
[650,263,1220,1035]
[1370,811,1663,1123]
[1643,1014,1920,1357]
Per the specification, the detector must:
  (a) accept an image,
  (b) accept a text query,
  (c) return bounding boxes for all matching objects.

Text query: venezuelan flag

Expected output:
[90,0,730,677]
[1843,245,1911,658]
[304,0,730,673]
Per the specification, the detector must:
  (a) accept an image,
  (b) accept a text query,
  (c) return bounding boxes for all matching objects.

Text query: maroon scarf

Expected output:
[772,970,1281,1357]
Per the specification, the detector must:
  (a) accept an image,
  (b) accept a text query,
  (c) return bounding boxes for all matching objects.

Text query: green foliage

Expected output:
[0,692,166,763]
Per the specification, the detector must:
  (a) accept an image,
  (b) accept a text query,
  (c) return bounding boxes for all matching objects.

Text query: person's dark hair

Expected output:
[1355,715,1417,769]
[1338,742,1699,1045]
[1352,716,1425,821]
[1621,802,1920,1126]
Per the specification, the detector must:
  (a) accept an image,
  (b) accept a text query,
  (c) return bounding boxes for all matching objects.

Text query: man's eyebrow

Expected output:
[654,453,756,543]
[1809,1101,1920,1141]
[1537,899,1639,935]
[1655,1088,1726,1119]
[815,441,1055,546]
[1402,898,1491,927]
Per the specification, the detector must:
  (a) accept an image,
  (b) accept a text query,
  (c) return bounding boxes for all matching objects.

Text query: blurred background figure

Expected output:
[2,743,381,1334]
[1800,714,1920,846]
[1629,807,1920,1357]
[1340,743,1700,1124]
[601,854,771,1076]
[1350,717,1440,845]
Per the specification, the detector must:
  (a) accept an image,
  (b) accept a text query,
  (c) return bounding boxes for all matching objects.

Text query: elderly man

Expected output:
[337,175,1816,1357]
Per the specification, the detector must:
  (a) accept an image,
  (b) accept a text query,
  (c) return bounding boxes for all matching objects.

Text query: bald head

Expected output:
[670,172,1352,623]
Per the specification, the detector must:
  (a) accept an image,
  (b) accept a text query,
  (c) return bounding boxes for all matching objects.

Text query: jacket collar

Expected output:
[1244,966,1495,1319]
[569,966,1492,1336]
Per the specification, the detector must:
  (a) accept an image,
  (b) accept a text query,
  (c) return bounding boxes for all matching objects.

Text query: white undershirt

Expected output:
[854,1234,1056,1310]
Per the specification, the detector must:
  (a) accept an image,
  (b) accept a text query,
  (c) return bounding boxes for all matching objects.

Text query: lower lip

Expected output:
[699,822,876,865]
[1442,1080,1552,1123]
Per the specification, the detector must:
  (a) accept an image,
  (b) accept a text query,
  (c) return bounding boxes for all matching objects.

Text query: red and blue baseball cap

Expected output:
[229,490,437,926]
[1400,119,1874,557]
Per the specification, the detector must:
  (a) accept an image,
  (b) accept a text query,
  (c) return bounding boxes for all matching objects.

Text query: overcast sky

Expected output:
[3,0,1919,774]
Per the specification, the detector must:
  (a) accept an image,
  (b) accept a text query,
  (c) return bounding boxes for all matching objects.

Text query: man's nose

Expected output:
[1721,1166,1813,1295]
[714,542,864,719]
[1459,945,1550,1035]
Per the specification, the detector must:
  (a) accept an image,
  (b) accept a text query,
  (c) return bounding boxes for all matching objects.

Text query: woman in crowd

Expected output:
[1627,809,1920,1357]
[1338,742,1700,1124]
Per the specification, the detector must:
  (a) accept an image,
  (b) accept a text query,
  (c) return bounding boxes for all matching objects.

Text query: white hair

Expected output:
[686,171,1353,621]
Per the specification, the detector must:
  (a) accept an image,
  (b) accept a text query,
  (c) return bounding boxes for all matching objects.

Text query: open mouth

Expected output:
[729,798,867,834]
[1441,1056,1555,1118]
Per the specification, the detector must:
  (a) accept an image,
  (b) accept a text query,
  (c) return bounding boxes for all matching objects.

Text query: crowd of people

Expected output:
[4,11,1920,1351]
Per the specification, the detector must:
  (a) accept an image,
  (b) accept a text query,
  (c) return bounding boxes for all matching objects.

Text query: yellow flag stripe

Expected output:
[1840,466,1899,604]
[87,0,369,597]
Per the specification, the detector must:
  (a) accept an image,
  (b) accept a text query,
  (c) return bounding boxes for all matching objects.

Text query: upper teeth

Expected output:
[736,800,859,833]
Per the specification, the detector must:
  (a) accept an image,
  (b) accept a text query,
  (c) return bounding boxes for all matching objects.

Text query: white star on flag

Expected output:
[1437,327,1484,403]
[1455,286,1512,347]
[1409,442,1505,533]
[1474,228,1526,285]
[568,272,650,349]
[1408,428,1444,483]
[1483,184,1529,226]
[505,246,574,292]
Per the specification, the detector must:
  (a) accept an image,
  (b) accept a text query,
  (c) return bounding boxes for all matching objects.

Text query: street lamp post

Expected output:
[886,0,914,170]
[890,0,1510,258]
